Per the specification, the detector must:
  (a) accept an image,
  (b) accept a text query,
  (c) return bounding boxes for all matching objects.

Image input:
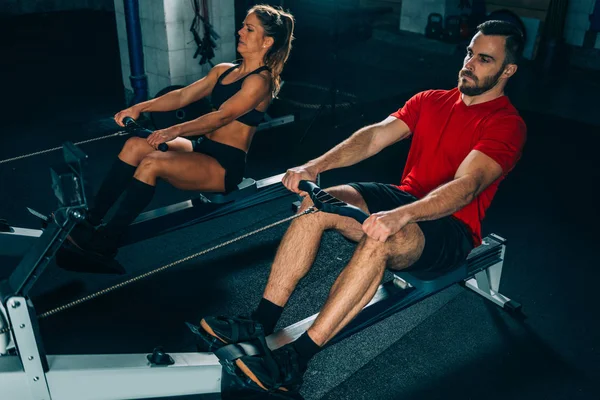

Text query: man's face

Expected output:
[458,33,509,96]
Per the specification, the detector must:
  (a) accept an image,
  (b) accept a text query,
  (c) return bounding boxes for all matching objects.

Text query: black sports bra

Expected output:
[211,64,270,127]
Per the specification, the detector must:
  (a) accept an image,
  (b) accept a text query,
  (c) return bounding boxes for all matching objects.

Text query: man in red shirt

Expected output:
[200,20,526,393]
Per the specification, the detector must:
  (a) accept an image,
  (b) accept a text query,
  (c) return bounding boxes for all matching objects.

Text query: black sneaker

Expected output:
[67,225,118,259]
[195,316,266,352]
[66,219,96,246]
[56,240,126,274]
[233,343,306,393]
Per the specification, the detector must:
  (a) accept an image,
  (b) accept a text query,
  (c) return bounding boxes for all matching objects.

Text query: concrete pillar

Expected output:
[114,0,236,100]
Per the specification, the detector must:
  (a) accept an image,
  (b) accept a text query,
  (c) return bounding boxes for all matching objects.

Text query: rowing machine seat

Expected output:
[394,233,506,293]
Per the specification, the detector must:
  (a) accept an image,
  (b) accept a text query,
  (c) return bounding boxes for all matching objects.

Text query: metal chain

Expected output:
[0,207,317,336]
[0,131,129,165]
[47,207,317,318]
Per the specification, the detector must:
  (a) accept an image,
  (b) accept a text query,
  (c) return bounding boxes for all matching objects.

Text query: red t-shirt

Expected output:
[390,88,526,245]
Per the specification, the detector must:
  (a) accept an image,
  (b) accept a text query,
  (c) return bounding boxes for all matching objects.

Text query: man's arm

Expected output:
[363,150,503,242]
[307,116,412,174]
[282,116,412,192]
[405,150,502,221]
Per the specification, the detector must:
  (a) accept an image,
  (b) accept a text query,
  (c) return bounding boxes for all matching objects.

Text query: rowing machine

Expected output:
[0,174,295,275]
[1,127,311,273]
[0,144,306,399]
[0,164,520,399]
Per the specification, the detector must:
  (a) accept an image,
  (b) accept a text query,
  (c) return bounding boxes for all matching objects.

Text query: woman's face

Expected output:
[237,12,272,56]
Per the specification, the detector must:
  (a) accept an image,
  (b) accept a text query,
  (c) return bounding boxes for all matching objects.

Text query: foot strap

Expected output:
[215,342,263,361]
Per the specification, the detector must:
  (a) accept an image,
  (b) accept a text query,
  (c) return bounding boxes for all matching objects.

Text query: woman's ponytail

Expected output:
[249,5,295,97]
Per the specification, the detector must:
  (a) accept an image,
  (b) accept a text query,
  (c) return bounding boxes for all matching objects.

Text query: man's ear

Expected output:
[503,63,518,78]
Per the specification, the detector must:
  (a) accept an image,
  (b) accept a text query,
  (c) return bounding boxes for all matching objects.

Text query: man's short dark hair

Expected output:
[477,20,524,65]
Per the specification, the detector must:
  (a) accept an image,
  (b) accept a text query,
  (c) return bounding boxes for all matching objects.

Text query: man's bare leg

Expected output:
[307,223,425,346]
[199,185,369,345]
[262,185,368,307]
[227,192,426,392]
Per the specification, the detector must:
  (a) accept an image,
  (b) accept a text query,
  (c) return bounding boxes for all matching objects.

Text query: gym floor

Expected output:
[1,9,599,400]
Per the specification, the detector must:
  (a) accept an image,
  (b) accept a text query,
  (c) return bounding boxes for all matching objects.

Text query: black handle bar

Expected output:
[122,117,168,152]
[298,180,369,224]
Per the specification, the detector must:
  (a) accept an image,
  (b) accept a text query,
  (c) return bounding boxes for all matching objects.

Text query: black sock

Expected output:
[89,158,137,225]
[292,331,321,369]
[102,178,155,237]
[251,298,284,336]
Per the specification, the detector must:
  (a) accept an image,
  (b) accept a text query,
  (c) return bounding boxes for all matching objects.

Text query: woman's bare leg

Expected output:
[133,150,227,191]
[118,137,194,167]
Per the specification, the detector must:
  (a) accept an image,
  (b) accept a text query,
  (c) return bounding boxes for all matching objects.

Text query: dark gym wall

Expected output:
[0,0,113,15]
[235,0,362,41]
[2,5,122,120]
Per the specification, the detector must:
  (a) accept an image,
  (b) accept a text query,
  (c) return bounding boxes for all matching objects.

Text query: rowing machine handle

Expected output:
[298,180,369,224]
[122,117,169,152]
[298,180,320,195]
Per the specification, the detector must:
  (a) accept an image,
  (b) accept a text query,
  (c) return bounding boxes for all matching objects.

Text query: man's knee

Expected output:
[385,225,425,269]
[293,197,342,232]
[297,195,314,213]
[359,226,423,261]
[295,184,367,239]
[294,201,329,227]
[357,235,392,259]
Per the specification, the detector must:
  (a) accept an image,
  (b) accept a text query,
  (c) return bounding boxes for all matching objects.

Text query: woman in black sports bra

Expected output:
[68,5,295,257]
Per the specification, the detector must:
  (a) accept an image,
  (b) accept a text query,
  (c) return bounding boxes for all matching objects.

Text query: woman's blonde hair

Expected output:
[248,4,295,97]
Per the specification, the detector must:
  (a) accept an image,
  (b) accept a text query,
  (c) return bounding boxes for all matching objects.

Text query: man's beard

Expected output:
[458,66,505,96]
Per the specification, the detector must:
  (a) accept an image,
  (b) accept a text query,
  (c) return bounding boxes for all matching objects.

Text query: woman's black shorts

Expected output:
[192,137,246,193]
[347,182,474,276]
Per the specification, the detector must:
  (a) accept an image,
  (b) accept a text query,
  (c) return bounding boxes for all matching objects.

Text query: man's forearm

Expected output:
[307,125,378,173]
[402,176,478,223]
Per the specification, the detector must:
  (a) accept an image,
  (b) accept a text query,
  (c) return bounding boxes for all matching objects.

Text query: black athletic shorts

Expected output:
[192,137,246,193]
[347,182,474,276]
